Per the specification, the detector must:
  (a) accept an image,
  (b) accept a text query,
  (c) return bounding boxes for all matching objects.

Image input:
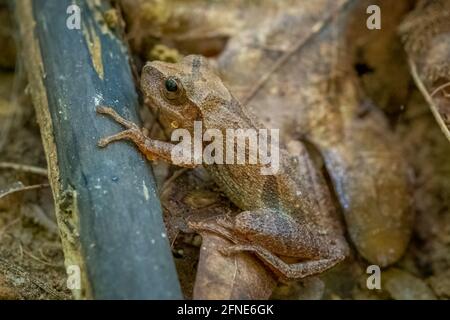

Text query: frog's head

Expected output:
[141,55,232,133]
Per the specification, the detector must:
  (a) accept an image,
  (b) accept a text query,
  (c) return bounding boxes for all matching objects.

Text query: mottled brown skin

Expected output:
[97,55,349,279]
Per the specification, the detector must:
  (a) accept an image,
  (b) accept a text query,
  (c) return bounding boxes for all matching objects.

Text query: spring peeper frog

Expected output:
[96,55,349,279]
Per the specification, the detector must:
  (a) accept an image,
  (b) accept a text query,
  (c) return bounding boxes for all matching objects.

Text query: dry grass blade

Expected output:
[0,162,48,176]
[0,182,50,200]
[408,58,450,142]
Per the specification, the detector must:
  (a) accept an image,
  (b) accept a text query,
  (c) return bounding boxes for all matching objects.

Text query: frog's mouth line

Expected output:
[146,97,160,121]
[142,89,161,118]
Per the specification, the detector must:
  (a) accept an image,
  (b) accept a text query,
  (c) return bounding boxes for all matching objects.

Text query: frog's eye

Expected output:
[165,78,178,92]
[163,77,183,100]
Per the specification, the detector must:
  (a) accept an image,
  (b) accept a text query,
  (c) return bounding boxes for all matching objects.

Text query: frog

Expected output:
[215,6,413,268]
[96,55,349,280]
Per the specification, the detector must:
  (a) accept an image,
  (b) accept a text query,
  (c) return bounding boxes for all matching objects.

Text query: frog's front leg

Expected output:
[97,106,195,168]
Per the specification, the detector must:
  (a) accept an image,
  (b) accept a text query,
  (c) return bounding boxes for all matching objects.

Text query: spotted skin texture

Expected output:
[97,55,349,280]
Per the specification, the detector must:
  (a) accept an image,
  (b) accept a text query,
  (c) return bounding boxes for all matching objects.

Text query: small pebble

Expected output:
[383,268,436,300]
[192,235,202,247]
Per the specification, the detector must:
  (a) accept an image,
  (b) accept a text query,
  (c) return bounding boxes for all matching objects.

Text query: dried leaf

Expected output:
[193,233,276,300]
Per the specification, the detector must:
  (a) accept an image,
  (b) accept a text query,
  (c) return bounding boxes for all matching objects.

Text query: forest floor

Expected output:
[0,0,449,300]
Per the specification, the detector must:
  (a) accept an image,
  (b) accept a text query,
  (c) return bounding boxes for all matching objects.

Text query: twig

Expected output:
[159,168,189,197]
[0,162,48,176]
[430,82,450,98]
[0,183,50,200]
[23,248,61,268]
[242,0,351,105]
[0,218,20,241]
[408,57,450,141]
[21,203,58,234]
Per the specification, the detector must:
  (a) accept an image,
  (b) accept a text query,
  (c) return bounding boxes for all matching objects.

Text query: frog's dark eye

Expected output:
[163,77,183,101]
[165,78,178,92]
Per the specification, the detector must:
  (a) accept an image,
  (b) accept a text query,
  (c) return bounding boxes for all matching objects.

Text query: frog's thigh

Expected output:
[223,244,344,280]
[232,208,324,258]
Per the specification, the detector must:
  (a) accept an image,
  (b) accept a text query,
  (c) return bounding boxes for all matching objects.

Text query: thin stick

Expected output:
[0,218,20,240]
[242,0,351,105]
[430,82,450,98]
[159,168,189,197]
[0,183,50,200]
[0,162,48,176]
[23,248,61,268]
[408,57,450,141]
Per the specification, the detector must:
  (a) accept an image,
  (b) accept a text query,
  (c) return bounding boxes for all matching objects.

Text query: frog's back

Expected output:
[205,148,343,239]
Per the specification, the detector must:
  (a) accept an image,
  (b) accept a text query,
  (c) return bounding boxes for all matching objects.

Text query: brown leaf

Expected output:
[193,233,276,300]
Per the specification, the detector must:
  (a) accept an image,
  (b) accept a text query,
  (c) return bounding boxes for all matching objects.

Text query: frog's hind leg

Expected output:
[220,243,344,280]
[223,208,330,259]
[190,216,343,279]
[189,208,322,258]
[189,208,348,280]
[188,217,237,243]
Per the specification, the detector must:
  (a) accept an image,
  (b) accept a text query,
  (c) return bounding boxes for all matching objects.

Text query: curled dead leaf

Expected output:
[193,232,276,300]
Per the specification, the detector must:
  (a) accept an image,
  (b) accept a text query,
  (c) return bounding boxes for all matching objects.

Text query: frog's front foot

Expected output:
[96,106,195,166]
[97,106,140,131]
[97,129,144,148]
[96,106,146,148]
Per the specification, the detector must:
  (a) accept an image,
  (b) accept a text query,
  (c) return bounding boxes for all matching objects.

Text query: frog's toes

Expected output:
[96,106,140,130]
[96,106,114,115]
[98,137,112,148]
[188,218,236,241]
[97,129,141,148]
[219,243,251,255]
